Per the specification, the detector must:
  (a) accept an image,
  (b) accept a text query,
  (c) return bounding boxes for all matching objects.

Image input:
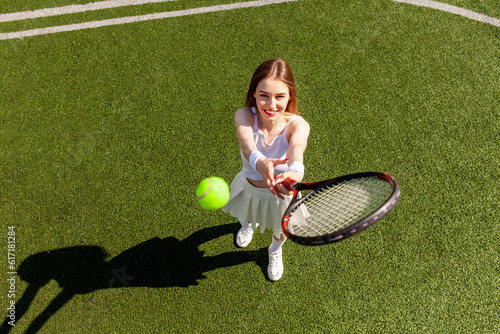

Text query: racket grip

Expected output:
[281,177,297,191]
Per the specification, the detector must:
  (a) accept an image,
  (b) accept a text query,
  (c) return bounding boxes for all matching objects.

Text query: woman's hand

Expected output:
[256,157,289,200]
[274,171,302,196]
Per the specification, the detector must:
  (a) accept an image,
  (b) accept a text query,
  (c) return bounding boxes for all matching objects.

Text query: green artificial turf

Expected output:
[1,0,499,333]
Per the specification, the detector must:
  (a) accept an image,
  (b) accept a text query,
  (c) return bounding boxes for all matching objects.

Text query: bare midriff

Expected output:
[247,178,267,188]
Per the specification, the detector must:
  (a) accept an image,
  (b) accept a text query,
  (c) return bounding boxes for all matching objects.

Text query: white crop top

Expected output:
[241,107,302,180]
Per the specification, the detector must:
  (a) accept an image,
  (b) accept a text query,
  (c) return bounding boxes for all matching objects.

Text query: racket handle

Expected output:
[281,177,297,191]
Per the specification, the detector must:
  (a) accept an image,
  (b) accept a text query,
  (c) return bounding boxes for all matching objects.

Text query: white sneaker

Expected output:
[267,247,283,281]
[236,220,257,248]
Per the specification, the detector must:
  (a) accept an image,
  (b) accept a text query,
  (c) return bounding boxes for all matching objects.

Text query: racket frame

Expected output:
[282,172,401,246]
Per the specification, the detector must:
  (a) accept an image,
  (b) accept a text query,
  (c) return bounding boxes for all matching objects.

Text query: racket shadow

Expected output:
[0,222,266,334]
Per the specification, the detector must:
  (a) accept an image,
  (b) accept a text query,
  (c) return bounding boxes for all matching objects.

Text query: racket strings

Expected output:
[290,177,393,237]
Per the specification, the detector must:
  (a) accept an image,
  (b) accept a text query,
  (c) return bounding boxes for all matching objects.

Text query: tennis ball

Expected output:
[196,177,230,210]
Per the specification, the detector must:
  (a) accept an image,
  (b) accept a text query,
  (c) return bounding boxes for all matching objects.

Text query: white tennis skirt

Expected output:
[222,172,308,237]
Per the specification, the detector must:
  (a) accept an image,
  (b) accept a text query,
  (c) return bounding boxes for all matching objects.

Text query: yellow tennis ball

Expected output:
[196,177,230,210]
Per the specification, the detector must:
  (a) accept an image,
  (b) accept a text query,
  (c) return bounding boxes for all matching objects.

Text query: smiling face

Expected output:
[245,59,298,115]
[253,77,291,120]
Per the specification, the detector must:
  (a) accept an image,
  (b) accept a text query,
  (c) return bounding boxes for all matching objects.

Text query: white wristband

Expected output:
[249,150,265,173]
[287,161,304,182]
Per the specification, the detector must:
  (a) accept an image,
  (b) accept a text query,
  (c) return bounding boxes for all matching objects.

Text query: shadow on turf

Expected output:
[1,222,268,334]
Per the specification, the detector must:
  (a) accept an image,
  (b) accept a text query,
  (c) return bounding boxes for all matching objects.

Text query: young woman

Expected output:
[223,59,310,281]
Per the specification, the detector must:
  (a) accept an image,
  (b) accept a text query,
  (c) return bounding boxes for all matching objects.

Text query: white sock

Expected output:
[269,234,285,253]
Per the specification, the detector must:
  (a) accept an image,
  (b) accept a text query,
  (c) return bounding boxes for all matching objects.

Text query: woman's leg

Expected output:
[268,232,286,281]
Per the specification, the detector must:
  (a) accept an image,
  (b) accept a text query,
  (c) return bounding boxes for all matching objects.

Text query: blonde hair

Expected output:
[245,59,299,115]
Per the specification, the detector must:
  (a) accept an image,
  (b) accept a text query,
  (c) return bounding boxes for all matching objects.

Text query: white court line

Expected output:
[0,0,298,40]
[393,0,500,27]
[0,0,177,22]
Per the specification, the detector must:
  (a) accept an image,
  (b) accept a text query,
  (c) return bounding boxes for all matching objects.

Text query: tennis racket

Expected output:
[281,172,401,246]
